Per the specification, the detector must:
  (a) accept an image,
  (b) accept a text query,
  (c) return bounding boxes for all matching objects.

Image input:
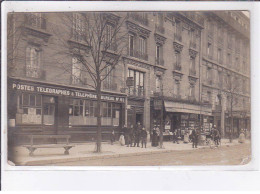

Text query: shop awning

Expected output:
[164,100,212,116]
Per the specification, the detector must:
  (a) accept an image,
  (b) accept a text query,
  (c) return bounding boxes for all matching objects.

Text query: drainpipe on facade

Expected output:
[198,24,203,145]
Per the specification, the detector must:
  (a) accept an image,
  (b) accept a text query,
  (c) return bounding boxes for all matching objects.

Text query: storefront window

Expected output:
[17,93,42,124]
[69,98,120,126]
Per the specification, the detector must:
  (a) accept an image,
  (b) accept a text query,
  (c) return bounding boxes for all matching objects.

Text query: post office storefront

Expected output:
[8,78,126,145]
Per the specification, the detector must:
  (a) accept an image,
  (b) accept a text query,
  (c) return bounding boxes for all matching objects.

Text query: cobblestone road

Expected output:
[52,143,251,166]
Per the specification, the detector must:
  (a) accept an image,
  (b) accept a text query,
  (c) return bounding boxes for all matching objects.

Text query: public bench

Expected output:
[23,135,74,156]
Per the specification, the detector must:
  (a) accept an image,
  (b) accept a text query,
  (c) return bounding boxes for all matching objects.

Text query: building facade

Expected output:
[7,11,250,144]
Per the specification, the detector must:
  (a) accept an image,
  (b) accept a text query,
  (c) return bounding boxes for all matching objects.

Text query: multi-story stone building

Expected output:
[7,11,250,144]
[201,11,250,137]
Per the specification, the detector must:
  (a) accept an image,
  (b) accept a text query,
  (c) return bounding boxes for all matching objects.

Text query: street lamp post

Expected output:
[159,78,164,149]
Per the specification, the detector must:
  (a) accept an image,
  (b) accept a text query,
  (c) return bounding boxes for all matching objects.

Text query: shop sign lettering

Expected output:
[12,83,125,103]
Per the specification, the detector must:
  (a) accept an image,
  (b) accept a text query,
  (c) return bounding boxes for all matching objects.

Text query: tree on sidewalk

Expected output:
[48,12,128,152]
[224,74,241,143]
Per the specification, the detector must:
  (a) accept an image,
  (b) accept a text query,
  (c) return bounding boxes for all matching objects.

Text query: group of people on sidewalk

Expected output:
[110,123,235,149]
[111,122,148,148]
[110,123,163,148]
[172,125,221,148]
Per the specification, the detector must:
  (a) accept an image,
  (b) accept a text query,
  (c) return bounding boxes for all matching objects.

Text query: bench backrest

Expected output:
[28,135,71,146]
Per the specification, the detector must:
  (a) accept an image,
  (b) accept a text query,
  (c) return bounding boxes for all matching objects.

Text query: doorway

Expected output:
[136,113,143,126]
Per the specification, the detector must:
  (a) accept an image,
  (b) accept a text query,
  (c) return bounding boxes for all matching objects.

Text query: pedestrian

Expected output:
[140,127,147,148]
[212,125,220,146]
[128,125,134,147]
[238,128,246,143]
[176,128,181,144]
[119,132,125,146]
[152,127,159,147]
[172,130,177,143]
[183,128,189,143]
[134,122,141,147]
[110,130,115,145]
[123,125,129,147]
[191,128,199,148]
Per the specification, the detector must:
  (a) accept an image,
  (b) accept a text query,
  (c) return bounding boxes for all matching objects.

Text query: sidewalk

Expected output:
[10,139,249,166]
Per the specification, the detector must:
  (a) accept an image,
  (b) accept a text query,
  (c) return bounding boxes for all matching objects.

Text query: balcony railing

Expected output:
[153,91,162,97]
[189,68,196,76]
[128,86,145,97]
[208,55,213,60]
[173,94,181,100]
[25,14,47,30]
[208,31,213,38]
[129,49,148,61]
[181,12,204,27]
[128,13,149,26]
[217,37,224,44]
[26,67,45,79]
[103,82,117,91]
[215,105,222,111]
[174,33,182,42]
[155,24,165,34]
[105,42,117,52]
[174,63,182,71]
[228,42,232,49]
[188,96,196,102]
[235,47,240,54]
[190,41,197,50]
[155,57,164,66]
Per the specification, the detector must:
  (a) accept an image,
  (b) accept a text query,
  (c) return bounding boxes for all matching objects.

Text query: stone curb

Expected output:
[19,142,244,166]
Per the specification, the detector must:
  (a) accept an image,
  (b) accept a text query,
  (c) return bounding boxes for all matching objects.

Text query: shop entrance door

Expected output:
[43,96,57,132]
[136,113,143,126]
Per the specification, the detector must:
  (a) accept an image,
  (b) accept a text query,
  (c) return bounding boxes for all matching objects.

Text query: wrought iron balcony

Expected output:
[217,37,224,44]
[215,105,222,111]
[189,68,196,76]
[208,31,213,38]
[25,67,46,79]
[25,14,47,30]
[128,86,145,98]
[190,41,197,50]
[174,33,182,42]
[155,24,165,34]
[228,42,232,49]
[208,55,213,60]
[129,49,148,61]
[173,94,181,100]
[208,80,213,85]
[103,82,117,91]
[155,57,164,66]
[188,96,196,102]
[174,63,182,71]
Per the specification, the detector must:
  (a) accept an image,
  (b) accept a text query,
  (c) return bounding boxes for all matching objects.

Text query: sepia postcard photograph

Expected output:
[4,9,251,167]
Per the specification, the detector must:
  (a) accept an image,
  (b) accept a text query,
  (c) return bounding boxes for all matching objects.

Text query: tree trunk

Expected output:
[95,81,102,153]
[230,99,233,143]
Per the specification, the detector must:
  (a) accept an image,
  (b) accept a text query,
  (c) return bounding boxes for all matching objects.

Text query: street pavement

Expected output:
[52,143,251,166]
[9,138,250,166]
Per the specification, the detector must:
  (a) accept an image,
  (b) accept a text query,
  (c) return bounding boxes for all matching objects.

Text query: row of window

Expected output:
[68,99,121,126]
[17,94,55,125]
[16,93,122,126]
[204,67,250,94]
[206,42,249,73]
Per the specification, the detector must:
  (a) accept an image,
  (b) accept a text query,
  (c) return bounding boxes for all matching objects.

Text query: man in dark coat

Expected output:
[133,122,141,147]
[191,128,199,148]
[122,125,129,147]
[140,127,148,148]
[128,125,134,147]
